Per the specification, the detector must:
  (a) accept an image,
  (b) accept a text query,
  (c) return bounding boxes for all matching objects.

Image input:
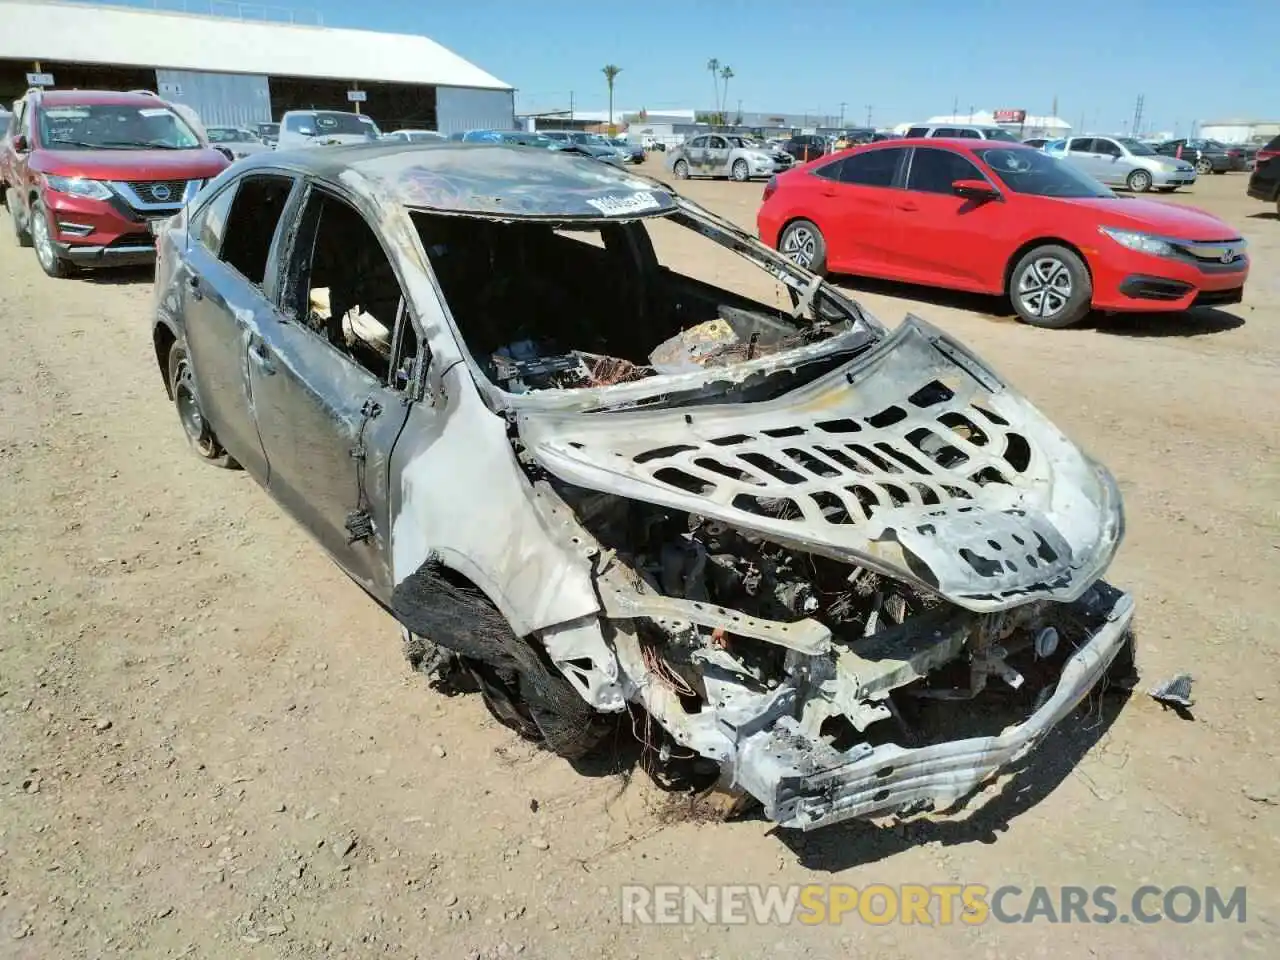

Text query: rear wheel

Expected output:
[167,340,238,468]
[10,194,32,248]
[731,158,749,182]
[1009,244,1092,329]
[1195,158,1212,174]
[673,159,690,179]
[778,219,827,276]
[1126,169,1152,193]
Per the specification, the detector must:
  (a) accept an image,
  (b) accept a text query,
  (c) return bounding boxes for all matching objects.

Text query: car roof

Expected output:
[250,142,679,219]
[33,89,172,108]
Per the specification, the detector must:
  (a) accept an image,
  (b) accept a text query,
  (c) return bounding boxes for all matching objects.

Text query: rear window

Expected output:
[906,126,928,138]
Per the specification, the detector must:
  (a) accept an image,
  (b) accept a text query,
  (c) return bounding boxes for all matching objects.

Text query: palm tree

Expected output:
[602,64,621,135]
[719,66,735,126]
[706,58,721,120]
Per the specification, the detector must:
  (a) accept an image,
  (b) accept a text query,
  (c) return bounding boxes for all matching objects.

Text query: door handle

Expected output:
[248,337,276,376]
[186,274,203,301]
[820,187,837,197]
[897,202,919,212]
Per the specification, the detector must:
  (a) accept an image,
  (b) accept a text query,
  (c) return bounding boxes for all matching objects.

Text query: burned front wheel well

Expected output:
[153,322,178,399]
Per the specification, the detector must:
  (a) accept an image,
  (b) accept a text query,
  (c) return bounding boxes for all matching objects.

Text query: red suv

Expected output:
[1,88,228,277]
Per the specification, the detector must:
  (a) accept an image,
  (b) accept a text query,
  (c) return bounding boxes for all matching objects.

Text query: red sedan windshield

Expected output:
[974,147,1114,199]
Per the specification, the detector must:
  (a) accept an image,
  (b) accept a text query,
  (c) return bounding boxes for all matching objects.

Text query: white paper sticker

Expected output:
[43,107,90,118]
[139,108,173,118]
[585,191,662,216]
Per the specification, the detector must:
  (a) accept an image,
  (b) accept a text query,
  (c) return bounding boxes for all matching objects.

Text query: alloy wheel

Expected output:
[1017,257,1074,320]
[32,211,56,273]
[1195,158,1212,174]
[780,226,816,268]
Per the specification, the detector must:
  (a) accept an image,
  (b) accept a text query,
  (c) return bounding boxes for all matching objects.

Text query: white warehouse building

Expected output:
[0,0,514,133]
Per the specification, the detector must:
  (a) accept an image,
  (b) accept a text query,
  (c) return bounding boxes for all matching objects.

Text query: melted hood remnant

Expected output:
[518,317,1123,612]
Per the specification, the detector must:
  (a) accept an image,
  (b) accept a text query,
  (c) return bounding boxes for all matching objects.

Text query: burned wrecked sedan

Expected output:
[151,142,1135,831]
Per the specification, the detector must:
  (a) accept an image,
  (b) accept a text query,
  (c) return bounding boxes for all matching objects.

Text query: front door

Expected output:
[1091,137,1131,185]
[248,183,418,599]
[686,136,709,174]
[180,173,298,482]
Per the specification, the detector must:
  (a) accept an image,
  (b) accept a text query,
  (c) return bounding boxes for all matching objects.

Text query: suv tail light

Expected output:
[762,176,778,202]
[1258,148,1279,164]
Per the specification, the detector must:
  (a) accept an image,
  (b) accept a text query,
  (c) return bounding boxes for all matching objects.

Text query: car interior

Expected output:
[408,211,840,392]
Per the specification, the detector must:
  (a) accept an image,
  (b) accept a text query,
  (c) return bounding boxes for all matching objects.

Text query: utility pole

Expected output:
[839,102,846,127]
[952,95,959,117]
[568,90,574,124]
[1131,93,1145,139]
[968,105,974,122]
[865,104,873,127]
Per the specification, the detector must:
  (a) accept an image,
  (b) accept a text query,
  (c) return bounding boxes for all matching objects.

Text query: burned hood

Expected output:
[517,317,1124,613]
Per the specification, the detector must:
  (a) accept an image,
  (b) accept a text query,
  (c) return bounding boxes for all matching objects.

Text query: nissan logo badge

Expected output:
[151,184,171,201]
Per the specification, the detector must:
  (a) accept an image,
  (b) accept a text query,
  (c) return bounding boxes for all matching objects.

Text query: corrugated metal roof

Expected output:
[0,0,511,90]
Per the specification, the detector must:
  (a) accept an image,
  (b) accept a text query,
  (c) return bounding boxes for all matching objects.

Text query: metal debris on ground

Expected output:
[1149,672,1195,709]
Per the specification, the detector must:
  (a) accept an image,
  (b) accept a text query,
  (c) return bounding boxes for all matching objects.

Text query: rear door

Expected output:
[684,135,708,173]
[813,146,908,273]
[180,172,298,482]
[247,182,417,599]
[1065,137,1102,179]
[893,145,1010,291]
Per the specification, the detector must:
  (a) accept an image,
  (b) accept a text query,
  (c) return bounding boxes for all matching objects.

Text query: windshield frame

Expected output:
[407,195,882,413]
[981,127,1020,143]
[36,101,203,151]
[973,145,1115,199]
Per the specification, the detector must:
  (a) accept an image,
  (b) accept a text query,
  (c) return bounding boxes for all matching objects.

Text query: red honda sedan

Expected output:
[756,139,1248,328]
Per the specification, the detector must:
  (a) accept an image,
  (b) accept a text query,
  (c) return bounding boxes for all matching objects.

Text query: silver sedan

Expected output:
[667,134,794,182]
[1046,136,1196,192]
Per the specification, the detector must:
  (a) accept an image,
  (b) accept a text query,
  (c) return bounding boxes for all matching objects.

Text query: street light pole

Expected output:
[839,102,846,127]
[865,104,872,127]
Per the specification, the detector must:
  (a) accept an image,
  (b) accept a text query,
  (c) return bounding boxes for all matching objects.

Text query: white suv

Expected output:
[904,123,1021,141]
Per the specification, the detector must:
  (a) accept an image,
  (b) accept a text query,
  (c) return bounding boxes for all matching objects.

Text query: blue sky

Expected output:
[145,0,1276,133]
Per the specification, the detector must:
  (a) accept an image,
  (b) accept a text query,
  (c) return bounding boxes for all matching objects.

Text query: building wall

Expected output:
[156,69,272,128]
[435,86,513,134]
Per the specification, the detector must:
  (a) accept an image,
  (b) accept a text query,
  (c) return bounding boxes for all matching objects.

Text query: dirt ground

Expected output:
[1,164,1277,960]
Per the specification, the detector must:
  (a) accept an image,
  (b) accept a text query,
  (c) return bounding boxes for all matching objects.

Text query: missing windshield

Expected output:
[411,208,873,395]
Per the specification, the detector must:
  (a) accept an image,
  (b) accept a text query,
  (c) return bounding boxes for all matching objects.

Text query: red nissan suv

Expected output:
[1,88,228,277]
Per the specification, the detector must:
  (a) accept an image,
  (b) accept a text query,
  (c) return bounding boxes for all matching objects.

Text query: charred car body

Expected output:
[151,143,1135,831]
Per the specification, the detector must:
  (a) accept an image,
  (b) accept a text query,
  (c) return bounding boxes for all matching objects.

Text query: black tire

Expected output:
[1212,168,1226,175]
[1008,244,1092,329]
[777,219,827,275]
[731,158,749,182]
[673,159,690,180]
[167,340,238,468]
[1126,169,1152,193]
[30,202,72,277]
[1157,186,1176,193]
[10,194,32,248]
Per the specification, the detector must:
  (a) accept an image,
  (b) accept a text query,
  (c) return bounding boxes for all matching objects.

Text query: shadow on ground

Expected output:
[771,691,1131,872]
[79,265,154,286]
[1246,211,1278,221]
[1091,308,1245,337]
[832,274,1012,319]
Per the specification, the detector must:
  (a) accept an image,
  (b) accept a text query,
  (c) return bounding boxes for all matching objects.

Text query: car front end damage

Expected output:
[508,316,1132,830]
[380,165,1135,831]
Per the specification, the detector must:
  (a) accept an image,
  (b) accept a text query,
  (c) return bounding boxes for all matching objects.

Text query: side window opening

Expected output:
[291,190,407,385]
[839,148,901,187]
[219,174,293,287]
